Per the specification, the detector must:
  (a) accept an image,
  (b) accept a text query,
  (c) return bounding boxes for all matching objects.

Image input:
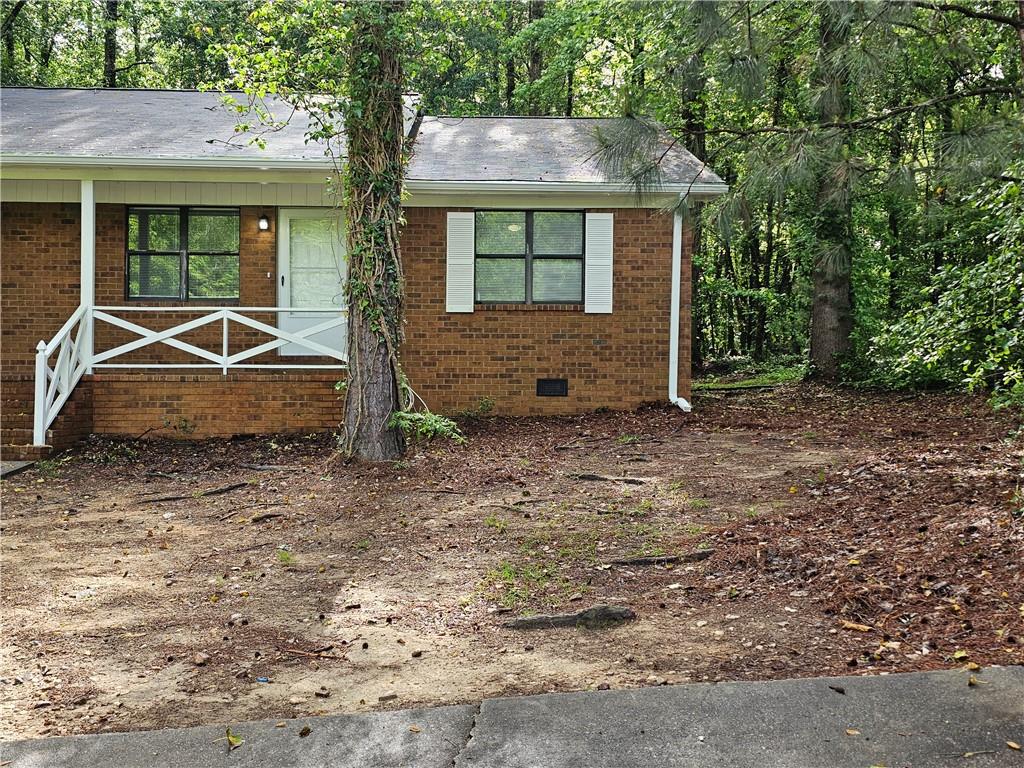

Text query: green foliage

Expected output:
[871,172,1024,408]
[5,0,1023,406]
[456,396,495,420]
[387,410,465,445]
[483,514,508,533]
[276,549,295,566]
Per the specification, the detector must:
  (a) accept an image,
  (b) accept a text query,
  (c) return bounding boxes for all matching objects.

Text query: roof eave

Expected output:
[0,154,730,196]
[0,153,337,171]
[404,180,729,196]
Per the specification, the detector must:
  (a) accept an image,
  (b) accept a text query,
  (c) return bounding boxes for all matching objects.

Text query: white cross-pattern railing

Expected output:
[33,304,90,446]
[33,305,347,445]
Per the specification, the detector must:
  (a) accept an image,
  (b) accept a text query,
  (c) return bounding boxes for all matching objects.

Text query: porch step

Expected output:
[0,443,51,462]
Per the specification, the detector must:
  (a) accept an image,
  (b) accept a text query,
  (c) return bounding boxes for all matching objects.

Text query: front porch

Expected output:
[1,178,351,459]
[30,304,348,450]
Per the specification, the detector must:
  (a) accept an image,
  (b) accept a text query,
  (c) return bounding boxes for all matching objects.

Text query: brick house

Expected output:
[0,88,726,459]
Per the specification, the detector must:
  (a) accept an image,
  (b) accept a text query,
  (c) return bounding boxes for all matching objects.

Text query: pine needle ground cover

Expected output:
[1,386,1020,739]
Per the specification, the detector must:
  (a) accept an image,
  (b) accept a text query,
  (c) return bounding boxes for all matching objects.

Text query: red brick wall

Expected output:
[1,203,83,375]
[400,207,691,415]
[2,202,691,444]
[89,372,341,438]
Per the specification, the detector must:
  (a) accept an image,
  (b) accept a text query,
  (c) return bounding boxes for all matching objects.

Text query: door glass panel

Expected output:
[289,217,345,308]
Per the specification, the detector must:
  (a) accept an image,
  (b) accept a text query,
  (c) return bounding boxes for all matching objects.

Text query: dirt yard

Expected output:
[1,385,1021,740]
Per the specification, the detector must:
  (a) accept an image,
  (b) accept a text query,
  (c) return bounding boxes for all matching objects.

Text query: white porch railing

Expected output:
[33,305,347,445]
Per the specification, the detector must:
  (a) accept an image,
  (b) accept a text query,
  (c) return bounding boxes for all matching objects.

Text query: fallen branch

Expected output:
[609,550,715,567]
[279,647,346,660]
[504,604,636,630]
[250,512,284,524]
[570,473,645,485]
[241,463,303,472]
[138,482,249,505]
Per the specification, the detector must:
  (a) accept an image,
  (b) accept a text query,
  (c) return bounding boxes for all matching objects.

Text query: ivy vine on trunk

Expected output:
[341,0,408,462]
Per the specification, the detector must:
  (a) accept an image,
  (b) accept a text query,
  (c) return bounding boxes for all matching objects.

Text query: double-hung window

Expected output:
[127,207,240,300]
[474,210,584,304]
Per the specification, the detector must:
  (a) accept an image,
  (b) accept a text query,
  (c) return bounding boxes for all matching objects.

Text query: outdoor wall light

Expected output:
[258,214,271,231]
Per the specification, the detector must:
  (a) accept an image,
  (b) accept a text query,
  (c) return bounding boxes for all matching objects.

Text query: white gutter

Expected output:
[1,153,336,171]
[669,206,692,413]
[405,180,730,196]
[0,154,731,197]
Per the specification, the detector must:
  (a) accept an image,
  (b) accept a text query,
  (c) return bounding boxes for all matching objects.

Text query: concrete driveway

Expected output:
[3,667,1022,767]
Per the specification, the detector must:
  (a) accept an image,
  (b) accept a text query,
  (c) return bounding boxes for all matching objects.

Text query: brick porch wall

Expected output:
[89,373,341,438]
[1,202,690,447]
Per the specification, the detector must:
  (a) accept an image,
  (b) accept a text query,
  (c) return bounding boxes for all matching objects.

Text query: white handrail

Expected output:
[93,306,347,312]
[42,304,87,356]
[34,304,90,444]
[32,305,349,446]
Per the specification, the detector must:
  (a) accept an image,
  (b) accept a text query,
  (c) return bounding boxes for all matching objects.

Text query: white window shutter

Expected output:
[446,212,475,313]
[585,212,614,313]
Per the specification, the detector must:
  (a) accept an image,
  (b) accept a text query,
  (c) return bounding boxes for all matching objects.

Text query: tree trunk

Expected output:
[342,0,408,462]
[1018,0,1024,79]
[2,0,26,65]
[103,0,118,87]
[526,0,545,115]
[808,2,854,379]
[565,68,574,116]
[503,5,517,113]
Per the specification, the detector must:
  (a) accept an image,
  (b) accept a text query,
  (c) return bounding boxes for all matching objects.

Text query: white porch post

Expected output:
[80,179,95,373]
[33,341,47,445]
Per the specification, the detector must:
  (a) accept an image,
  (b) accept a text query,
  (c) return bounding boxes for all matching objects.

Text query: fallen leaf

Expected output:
[225,728,243,751]
[1007,741,1021,751]
[964,662,981,671]
[275,722,286,728]
[409,725,422,733]
[967,674,988,687]
[840,620,872,632]
[845,728,860,736]
[299,725,312,738]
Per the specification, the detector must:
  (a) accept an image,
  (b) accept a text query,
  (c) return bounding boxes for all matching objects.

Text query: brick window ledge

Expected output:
[474,303,584,312]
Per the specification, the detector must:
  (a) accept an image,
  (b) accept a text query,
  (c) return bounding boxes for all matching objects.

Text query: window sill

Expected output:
[474,303,584,312]
[124,299,241,307]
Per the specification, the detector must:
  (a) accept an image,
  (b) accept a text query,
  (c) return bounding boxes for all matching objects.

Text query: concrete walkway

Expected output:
[0,460,34,479]
[3,667,1022,768]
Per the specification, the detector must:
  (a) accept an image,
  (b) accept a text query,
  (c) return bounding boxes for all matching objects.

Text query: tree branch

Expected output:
[1,0,27,37]
[910,1,1024,30]
[684,86,1018,138]
[114,58,156,73]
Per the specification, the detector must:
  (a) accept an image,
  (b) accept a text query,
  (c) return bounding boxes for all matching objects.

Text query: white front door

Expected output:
[277,208,347,357]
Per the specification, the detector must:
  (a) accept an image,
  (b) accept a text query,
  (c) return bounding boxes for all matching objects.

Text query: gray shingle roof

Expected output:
[1,88,724,187]
[409,115,722,185]
[0,88,329,161]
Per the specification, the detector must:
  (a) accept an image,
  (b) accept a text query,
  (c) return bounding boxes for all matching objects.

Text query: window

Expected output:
[127,207,240,300]
[475,210,584,304]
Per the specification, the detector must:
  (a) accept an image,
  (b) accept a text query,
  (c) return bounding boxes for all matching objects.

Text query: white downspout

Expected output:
[669,204,692,412]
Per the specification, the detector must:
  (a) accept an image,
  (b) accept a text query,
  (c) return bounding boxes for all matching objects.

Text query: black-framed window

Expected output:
[127,207,240,300]
[474,210,584,304]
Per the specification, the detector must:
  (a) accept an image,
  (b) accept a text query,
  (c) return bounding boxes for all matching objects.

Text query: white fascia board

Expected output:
[1,153,336,171]
[404,179,729,196]
[1,154,730,197]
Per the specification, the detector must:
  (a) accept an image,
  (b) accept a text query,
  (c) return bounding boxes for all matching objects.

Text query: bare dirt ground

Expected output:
[1,385,1022,740]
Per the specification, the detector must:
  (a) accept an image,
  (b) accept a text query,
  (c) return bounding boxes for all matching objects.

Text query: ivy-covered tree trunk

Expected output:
[342,0,407,461]
[808,1,854,379]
